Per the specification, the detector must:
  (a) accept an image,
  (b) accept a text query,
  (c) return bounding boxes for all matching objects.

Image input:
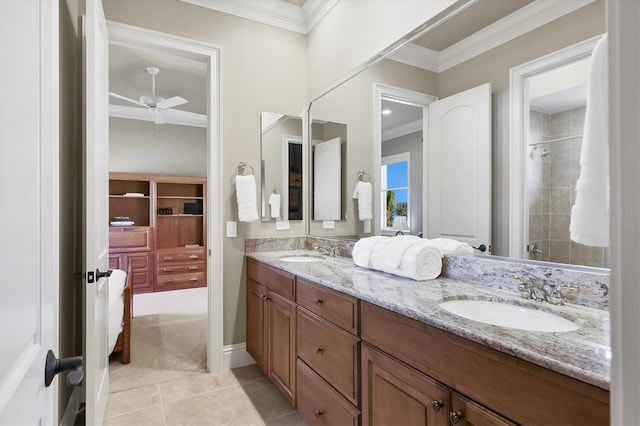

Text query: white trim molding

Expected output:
[180,0,338,34]
[382,119,422,142]
[222,343,256,370]
[60,387,82,426]
[387,42,439,73]
[508,36,600,259]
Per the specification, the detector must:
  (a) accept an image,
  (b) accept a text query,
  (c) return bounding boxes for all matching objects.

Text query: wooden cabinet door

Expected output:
[268,291,297,407]
[247,279,267,372]
[449,393,515,426]
[362,344,449,426]
[126,252,153,294]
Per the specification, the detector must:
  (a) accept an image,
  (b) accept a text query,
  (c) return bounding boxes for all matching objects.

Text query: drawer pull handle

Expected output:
[315,298,323,305]
[314,346,324,354]
[314,410,324,417]
[431,400,444,412]
[188,255,199,259]
[188,266,198,270]
[163,256,174,261]
[449,411,464,424]
[163,268,173,272]
[260,294,271,301]
[189,277,198,281]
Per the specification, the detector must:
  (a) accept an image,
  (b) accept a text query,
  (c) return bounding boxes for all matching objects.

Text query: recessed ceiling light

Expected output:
[382,109,392,115]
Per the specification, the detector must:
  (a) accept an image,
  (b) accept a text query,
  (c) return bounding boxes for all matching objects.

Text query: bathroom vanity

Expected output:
[245,248,610,425]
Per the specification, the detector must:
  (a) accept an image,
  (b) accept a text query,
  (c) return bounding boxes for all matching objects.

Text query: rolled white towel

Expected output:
[352,236,388,268]
[370,238,393,271]
[427,238,474,254]
[383,243,443,280]
[235,175,259,222]
[108,269,127,354]
[382,235,422,269]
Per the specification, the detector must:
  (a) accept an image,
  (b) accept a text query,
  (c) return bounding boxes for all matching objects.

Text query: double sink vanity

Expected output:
[245,238,610,425]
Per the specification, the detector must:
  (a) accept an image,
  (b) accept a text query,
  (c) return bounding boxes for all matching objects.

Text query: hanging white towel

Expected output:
[570,34,609,247]
[269,193,281,219]
[352,181,373,221]
[235,175,259,222]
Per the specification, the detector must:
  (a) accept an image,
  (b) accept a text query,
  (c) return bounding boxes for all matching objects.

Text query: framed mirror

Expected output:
[260,112,303,222]
[305,0,607,269]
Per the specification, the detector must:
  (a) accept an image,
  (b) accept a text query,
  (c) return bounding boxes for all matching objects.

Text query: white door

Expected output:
[84,0,111,424]
[313,137,342,220]
[427,83,491,252]
[0,0,59,424]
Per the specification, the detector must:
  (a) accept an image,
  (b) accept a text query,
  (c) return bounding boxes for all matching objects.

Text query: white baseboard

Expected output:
[222,342,255,370]
[60,386,82,426]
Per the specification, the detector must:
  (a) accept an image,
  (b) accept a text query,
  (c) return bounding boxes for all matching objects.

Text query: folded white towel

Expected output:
[269,193,281,219]
[571,34,609,247]
[426,238,475,254]
[352,181,373,221]
[382,243,443,280]
[352,236,388,268]
[108,269,127,354]
[235,175,259,222]
[382,235,422,269]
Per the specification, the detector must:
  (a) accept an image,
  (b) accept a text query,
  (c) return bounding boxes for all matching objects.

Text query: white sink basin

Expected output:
[439,299,579,332]
[278,255,325,263]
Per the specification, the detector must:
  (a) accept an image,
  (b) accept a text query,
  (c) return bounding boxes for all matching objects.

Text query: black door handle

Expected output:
[472,244,487,252]
[96,268,112,279]
[44,350,83,387]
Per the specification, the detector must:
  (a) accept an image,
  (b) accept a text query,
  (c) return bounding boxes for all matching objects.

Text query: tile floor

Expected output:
[104,364,306,425]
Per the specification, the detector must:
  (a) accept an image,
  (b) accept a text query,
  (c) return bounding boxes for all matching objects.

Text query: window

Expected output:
[381,152,410,232]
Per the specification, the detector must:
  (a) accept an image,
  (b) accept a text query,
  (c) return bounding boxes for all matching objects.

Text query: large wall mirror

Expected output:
[305,0,608,270]
[261,112,303,222]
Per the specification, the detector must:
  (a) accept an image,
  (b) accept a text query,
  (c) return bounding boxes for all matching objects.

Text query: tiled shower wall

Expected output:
[528,107,607,268]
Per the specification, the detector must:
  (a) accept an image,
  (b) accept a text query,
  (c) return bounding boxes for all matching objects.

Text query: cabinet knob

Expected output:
[314,410,324,417]
[315,298,323,305]
[431,400,444,412]
[314,346,324,354]
[449,411,464,424]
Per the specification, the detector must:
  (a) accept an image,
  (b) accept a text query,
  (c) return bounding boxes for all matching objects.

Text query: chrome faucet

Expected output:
[514,276,564,305]
[312,244,337,257]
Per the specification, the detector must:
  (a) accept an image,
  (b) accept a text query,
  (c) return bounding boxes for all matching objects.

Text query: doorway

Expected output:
[106,22,224,379]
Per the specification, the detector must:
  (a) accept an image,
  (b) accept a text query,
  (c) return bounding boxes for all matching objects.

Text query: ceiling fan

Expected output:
[108,66,206,128]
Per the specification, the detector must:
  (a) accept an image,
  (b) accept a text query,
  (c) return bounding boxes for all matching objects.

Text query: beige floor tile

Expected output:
[159,370,241,403]
[103,406,164,426]
[230,364,267,384]
[240,378,297,421]
[163,385,262,426]
[106,384,161,419]
[264,411,307,426]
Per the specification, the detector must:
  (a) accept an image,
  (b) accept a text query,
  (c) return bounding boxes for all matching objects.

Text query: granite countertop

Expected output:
[246,250,611,390]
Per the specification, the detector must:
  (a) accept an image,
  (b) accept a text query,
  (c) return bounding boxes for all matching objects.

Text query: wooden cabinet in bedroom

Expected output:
[108,172,207,294]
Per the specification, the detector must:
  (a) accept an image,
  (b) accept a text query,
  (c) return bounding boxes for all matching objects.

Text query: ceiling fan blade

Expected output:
[154,111,170,125]
[156,96,188,109]
[109,104,152,121]
[109,92,146,107]
[163,109,207,128]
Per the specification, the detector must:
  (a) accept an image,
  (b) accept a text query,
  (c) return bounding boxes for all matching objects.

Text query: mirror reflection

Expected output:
[305,0,607,269]
[311,120,347,221]
[260,112,303,221]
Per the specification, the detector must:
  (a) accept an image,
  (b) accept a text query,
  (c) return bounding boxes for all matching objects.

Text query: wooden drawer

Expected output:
[157,262,205,275]
[297,307,359,406]
[156,248,205,264]
[156,272,205,289]
[109,226,152,252]
[296,278,359,335]
[297,359,359,426]
[361,302,609,425]
[247,258,295,300]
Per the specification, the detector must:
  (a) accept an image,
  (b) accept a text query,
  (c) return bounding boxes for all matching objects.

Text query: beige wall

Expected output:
[103,0,308,344]
[110,119,207,176]
[59,0,83,418]
[438,0,605,256]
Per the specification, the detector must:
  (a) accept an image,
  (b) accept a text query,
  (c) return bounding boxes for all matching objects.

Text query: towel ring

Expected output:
[357,170,371,182]
[235,161,255,176]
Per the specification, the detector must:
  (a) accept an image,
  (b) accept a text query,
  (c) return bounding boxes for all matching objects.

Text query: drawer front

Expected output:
[156,272,205,289]
[127,253,150,269]
[247,258,295,300]
[296,278,359,335]
[156,249,205,264]
[297,359,359,426]
[109,227,152,252]
[157,262,205,275]
[297,308,359,405]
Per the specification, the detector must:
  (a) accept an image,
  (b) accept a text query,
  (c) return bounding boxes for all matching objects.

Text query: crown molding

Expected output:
[388,41,440,73]
[438,0,596,72]
[181,0,336,34]
[382,119,423,142]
